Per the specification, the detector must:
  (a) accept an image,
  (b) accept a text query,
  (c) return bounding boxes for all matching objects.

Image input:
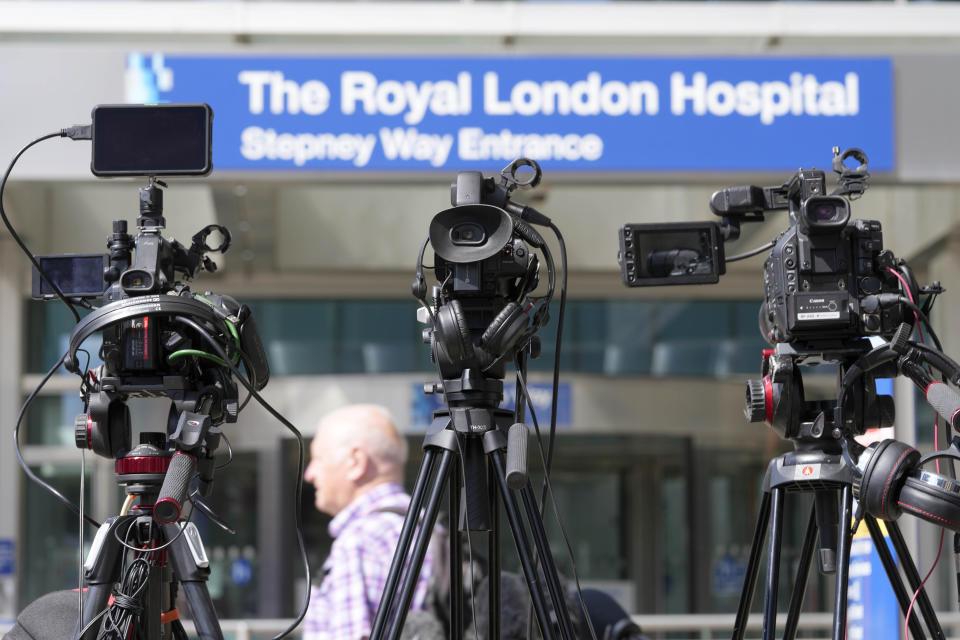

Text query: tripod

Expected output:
[734,344,945,640]
[369,367,577,640]
[731,446,945,640]
[76,431,222,640]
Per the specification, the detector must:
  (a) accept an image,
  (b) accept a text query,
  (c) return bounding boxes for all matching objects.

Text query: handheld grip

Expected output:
[505,423,529,490]
[154,452,197,525]
[926,382,960,431]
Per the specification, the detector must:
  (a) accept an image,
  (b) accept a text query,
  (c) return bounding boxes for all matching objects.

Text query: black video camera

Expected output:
[30,104,268,459]
[416,159,548,381]
[619,148,906,350]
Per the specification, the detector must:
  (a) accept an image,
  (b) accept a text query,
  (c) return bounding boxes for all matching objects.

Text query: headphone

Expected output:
[412,224,535,373]
[854,439,960,531]
[432,298,529,371]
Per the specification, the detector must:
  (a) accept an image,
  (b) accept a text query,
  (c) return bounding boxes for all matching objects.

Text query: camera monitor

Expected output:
[618,222,726,286]
[31,254,108,300]
[91,104,213,177]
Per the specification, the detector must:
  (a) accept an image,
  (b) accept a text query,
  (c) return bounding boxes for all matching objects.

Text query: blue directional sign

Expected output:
[229,557,253,586]
[0,540,13,576]
[847,523,899,640]
[127,54,893,173]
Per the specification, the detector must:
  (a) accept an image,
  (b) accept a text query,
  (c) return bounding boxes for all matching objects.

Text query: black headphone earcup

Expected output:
[858,439,920,521]
[898,474,960,532]
[435,299,475,364]
[481,302,528,356]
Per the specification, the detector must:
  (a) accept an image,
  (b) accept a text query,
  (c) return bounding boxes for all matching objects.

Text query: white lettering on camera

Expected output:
[341,71,472,125]
[670,72,860,125]
[238,71,331,115]
[240,127,377,167]
[483,72,659,117]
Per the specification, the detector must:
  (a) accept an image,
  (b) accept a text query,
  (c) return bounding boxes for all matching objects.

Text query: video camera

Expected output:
[619,147,908,352]
[30,105,268,504]
[416,158,550,382]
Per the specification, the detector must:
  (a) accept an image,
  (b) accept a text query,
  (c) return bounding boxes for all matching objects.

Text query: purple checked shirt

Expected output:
[303,483,435,640]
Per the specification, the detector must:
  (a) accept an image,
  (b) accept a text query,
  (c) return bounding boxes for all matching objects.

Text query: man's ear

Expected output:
[345,446,370,482]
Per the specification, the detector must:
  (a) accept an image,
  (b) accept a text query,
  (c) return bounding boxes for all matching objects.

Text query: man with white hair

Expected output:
[302,404,436,640]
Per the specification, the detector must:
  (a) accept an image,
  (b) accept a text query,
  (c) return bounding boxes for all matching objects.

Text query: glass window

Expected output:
[20,464,92,605]
[26,298,772,378]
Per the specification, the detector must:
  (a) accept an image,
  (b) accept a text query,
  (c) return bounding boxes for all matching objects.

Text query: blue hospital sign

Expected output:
[127,54,894,173]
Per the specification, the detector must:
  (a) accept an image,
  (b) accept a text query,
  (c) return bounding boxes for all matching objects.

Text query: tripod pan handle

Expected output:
[506,422,529,490]
[926,382,960,432]
[155,452,197,525]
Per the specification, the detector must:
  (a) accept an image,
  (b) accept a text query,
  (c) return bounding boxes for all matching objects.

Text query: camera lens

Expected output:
[450,222,486,246]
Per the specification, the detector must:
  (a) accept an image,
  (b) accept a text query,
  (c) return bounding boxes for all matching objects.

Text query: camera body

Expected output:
[620,148,905,350]
[434,235,532,299]
[757,169,903,347]
[419,161,546,382]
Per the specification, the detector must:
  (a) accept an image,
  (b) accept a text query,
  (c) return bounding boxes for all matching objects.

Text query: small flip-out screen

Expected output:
[91,104,212,177]
[619,222,725,287]
[32,254,108,299]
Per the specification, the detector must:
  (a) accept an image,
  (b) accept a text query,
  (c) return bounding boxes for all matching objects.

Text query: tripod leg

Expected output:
[865,516,927,640]
[762,487,785,640]
[783,503,818,640]
[77,516,130,640]
[732,491,771,640]
[488,452,561,640]
[886,519,946,640]
[450,455,463,640]
[371,448,440,640]
[830,485,854,640]
[517,479,577,640]
[488,457,501,640]
[163,522,222,640]
[384,449,456,640]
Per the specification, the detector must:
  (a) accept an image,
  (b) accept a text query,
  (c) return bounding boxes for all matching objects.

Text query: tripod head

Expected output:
[744,342,896,446]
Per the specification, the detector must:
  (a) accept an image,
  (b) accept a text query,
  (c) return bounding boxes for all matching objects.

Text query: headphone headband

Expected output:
[68,295,223,367]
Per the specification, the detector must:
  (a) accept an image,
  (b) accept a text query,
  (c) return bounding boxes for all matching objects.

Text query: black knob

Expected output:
[745,379,767,423]
[75,414,91,450]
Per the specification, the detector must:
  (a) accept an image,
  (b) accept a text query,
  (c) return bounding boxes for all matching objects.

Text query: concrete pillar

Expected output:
[0,234,24,620]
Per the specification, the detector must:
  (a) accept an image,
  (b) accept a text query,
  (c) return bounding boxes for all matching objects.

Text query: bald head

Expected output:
[305,404,408,515]
[316,404,408,471]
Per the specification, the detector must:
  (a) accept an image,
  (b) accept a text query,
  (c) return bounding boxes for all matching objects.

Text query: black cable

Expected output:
[189,490,236,534]
[900,297,943,353]
[726,240,775,263]
[0,131,83,322]
[172,316,309,640]
[541,222,567,510]
[215,430,235,471]
[14,349,100,528]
